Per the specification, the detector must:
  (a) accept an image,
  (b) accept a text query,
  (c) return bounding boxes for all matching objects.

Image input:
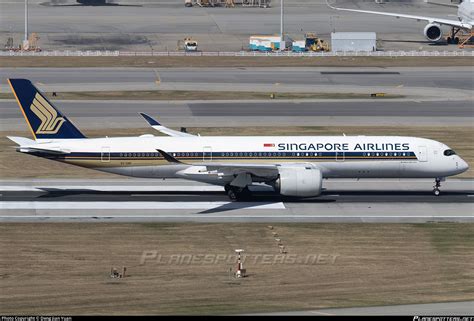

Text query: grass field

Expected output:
[1,126,472,178]
[0,223,472,315]
[0,91,401,101]
[1,56,472,68]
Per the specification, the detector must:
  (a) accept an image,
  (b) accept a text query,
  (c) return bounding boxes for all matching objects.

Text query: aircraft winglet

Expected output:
[139,113,196,137]
[156,149,183,164]
[140,112,161,126]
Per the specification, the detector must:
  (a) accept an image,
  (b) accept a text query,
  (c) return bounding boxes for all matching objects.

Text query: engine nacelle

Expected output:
[423,23,443,42]
[275,167,322,198]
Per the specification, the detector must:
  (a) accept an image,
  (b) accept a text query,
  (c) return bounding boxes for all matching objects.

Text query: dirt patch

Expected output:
[0,91,401,100]
[0,223,472,315]
[1,56,472,68]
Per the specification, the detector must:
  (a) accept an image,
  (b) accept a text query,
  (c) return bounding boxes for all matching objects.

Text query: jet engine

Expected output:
[423,23,443,42]
[274,167,323,197]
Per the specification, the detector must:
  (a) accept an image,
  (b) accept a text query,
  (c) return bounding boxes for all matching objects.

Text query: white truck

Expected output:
[177,38,198,51]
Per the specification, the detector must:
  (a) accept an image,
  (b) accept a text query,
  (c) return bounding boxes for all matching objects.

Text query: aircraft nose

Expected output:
[458,158,469,173]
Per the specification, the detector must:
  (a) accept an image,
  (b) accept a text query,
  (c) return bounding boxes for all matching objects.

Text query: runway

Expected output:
[1,66,472,128]
[1,67,473,96]
[1,179,472,223]
[2,67,473,91]
[1,98,473,129]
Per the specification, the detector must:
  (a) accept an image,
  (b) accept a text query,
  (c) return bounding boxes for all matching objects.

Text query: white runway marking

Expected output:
[0,201,285,210]
[0,186,224,192]
[1,215,473,219]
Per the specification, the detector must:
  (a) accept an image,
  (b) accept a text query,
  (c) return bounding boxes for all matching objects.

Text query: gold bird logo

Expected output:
[30,93,65,134]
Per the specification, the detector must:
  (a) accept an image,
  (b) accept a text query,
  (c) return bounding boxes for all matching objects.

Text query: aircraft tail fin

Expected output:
[8,79,86,140]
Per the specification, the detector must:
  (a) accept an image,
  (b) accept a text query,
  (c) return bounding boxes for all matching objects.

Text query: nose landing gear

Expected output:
[432,178,442,196]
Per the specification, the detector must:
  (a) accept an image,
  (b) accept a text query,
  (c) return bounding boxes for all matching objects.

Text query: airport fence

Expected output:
[1,50,473,57]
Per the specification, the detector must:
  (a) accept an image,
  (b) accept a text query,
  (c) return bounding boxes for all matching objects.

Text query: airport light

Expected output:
[235,249,245,278]
[280,0,284,51]
[23,0,28,48]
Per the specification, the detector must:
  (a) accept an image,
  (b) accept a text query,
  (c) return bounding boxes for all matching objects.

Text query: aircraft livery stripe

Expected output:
[39,151,418,160]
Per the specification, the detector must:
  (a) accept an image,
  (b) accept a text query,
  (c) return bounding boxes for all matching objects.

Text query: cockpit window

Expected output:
[444,149,456,156]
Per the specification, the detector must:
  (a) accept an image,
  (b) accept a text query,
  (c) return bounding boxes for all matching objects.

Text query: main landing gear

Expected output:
[225,184,251,201]
[433,178,442,196]
[446,27,460,44]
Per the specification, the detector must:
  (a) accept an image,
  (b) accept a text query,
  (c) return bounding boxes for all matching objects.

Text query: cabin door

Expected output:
[335,151,345,162]
[418,146,428,162]
[101,147,110,163]
[203,146,212,161]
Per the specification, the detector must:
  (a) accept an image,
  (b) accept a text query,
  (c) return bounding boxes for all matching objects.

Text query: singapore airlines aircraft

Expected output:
[7,79,469,200]
[327,0,473,43]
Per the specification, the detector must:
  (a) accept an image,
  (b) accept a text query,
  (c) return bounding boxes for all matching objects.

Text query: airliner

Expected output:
[7,79,469,200]
[327,0,473,43]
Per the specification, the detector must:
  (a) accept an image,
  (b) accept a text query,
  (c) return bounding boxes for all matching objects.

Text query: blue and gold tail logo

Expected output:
[8,78,86,139]
[30,93,65,134]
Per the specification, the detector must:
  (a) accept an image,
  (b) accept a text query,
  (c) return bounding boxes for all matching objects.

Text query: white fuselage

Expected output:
[30,135,469,186]
[458,1,474,26]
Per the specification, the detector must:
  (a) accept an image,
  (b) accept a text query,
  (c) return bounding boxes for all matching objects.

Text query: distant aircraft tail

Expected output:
[8,78,86,140]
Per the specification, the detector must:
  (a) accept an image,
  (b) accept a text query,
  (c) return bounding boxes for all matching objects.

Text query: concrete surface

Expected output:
[1,178,472,222]
[2,98,473,129]
[2,67,473,96]
[1,0,471,51]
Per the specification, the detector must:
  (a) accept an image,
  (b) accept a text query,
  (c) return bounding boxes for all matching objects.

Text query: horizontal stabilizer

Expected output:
[18,147,70,155]
[7,136,36,146]
[7,137,70,154]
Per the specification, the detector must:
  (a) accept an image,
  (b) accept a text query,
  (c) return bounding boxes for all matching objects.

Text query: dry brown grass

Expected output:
[1,126,472,179]
[0,91,401,101]
[1,56,472,68]
[0,223,472,315]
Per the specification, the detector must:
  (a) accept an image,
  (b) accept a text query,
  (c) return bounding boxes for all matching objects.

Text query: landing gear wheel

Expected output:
[447,36,452,44]
[227,188,238,201]
[226,186,251,201]
[239,187,252,200]
[432,178,442,196]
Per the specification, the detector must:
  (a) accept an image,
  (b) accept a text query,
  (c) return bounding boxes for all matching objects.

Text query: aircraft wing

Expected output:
[140,113,196,137]
[157,149,307,182]
[327,0,471,29]
[157,148,277,177]
[201,162,280,177]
